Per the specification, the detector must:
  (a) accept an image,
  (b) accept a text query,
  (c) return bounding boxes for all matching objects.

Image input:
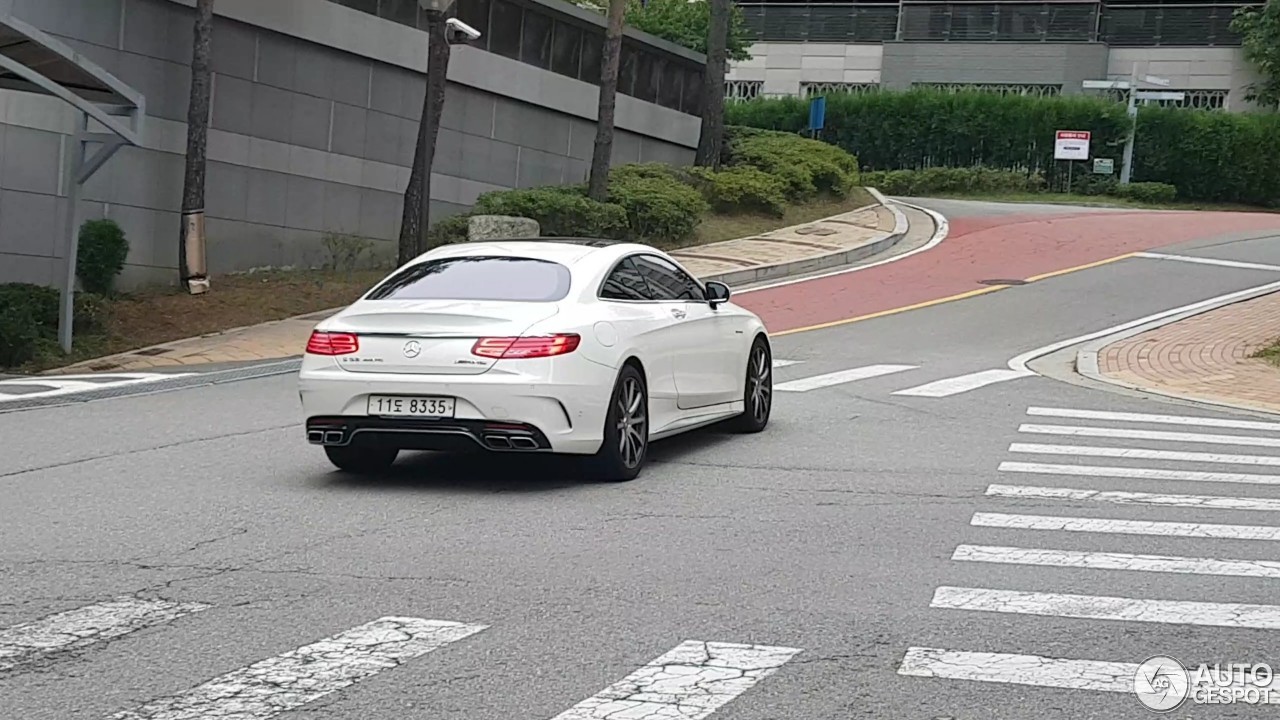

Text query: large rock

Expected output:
[468,215,540,241]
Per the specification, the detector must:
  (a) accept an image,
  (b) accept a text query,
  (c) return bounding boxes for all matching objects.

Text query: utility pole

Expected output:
[1120,64,1138,185]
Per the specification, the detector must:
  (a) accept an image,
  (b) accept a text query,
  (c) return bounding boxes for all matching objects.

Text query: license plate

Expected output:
[367,395,455,417]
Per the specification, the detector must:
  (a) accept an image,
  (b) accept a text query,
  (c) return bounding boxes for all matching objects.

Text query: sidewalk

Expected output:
[48,201,908,375]
[1094,290,1280,414]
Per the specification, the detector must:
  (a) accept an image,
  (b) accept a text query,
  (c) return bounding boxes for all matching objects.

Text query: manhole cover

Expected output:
[978,278,1028,286]
[795,225,836,236]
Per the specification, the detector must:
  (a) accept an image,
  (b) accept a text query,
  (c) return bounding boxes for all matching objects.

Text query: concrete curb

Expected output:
[1073,286,1280,417]
[697,187,912,287]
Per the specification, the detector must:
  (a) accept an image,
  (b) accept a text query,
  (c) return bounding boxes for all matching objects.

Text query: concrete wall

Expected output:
[0,0,704,289]
[728,41,1259,108]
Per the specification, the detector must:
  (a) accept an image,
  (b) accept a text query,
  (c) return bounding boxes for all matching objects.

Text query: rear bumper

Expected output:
[297,356,612,455]
[306,416,555,453]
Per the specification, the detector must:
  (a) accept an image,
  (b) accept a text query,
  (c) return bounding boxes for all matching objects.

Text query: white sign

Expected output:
[1054,130,1091,161]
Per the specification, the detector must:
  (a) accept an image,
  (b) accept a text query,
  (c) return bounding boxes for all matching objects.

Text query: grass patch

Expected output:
[689,187,876,246]
[1254,338,1280,368]
[925,191,1279,214]
[16,268,388,373]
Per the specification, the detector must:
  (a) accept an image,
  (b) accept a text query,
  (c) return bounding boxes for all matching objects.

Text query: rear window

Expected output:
[365,256,572,302]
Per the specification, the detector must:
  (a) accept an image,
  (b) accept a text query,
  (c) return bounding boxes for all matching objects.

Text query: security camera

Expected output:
[444,18,481,43]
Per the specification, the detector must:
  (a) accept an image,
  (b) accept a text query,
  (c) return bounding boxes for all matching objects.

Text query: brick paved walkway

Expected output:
[1097,290,1280,414]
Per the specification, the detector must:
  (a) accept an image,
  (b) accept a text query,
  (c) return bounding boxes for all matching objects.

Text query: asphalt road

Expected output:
[4,199,1280,720]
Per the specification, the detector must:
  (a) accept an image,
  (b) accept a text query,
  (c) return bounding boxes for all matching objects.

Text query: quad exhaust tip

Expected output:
[510,436,538,449]
[484,434,512,449]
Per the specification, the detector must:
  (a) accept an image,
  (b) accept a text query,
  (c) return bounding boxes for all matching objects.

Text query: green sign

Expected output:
[1093,158,1115,175]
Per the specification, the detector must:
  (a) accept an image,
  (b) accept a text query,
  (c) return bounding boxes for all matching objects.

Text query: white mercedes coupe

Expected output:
[297,238,773,481]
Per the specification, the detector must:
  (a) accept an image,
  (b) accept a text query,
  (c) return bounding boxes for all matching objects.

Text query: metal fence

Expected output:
[738,1,1259,45]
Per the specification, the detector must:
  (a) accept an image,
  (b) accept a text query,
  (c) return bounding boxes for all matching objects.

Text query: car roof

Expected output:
[413,237,662,267]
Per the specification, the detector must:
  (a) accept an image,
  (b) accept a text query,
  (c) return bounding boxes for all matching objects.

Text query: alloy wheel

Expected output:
[748,345,771,424]
[615,376,647,469]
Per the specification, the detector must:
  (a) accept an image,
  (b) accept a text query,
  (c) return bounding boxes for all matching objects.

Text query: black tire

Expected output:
[728,336,772,433]
[324,444,398,473]
[585,364,649,482]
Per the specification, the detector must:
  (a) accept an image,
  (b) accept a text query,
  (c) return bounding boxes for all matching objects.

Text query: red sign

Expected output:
[1056,131,1091,141]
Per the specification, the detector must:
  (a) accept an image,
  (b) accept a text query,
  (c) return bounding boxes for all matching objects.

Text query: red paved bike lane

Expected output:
[736,210,1280,333]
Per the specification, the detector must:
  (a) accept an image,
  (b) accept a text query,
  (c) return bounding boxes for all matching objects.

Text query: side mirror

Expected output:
[706,281,731,308]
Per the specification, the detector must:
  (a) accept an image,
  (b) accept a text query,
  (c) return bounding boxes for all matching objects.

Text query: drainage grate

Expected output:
[978,278,1028,286]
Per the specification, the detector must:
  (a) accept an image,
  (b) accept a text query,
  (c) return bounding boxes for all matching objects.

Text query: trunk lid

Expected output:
[327,300,560,375]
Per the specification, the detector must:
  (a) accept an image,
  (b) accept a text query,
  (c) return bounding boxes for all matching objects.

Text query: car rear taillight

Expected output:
[306,331,359,355]
[472,334,580,359]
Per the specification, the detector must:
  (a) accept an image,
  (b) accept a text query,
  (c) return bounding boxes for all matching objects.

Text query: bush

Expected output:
[0,306,39,368]
[472,187,628,239]
[726,87,1280,207]
[607,169,708,243]
[860,167,1043,196]
[77,219,129,295]
[1112,181,1178,204]
[687,166,788,216]
[426,213,473,246]
[0,283,108,346]
[723,127,859,201]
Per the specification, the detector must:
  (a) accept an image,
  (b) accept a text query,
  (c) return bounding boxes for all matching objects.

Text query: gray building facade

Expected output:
[0,0,706,289]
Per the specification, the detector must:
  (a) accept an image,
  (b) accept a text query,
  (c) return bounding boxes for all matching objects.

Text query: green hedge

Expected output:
[725,88,1280,206]
[431,133,862,247]
[860,167,1043,196]
[0,283,108,368]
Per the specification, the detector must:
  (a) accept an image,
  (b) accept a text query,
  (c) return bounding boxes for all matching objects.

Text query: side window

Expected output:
[633,256,705,301]
[600,257,653,300]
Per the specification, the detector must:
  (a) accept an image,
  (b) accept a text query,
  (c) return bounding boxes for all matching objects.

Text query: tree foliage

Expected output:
[577,0,752,61]
[1231,0,1280,109]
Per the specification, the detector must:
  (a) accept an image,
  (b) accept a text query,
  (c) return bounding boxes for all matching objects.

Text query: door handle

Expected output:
[670,308,686,319]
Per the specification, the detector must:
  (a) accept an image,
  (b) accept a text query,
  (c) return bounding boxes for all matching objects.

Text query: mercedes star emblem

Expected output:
[403,340,422,358]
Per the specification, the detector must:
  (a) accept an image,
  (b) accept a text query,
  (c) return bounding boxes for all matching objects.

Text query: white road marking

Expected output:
[1006,277,1280,374]
[971,512,1280,541]
[0,598,209,672]
[930,586,1280,631]
[986,483,1280,511]
[0,373,196,402]
[549,640,802,720]
[999,460,1280,487]
[1025,406,1280,432]
[1019,423,1280,449]
[771,359,802,369]
[109,617,485,720]
[954,544,1280,579]
[899,646,1134,693]
[1135,251,1280,273]
[891,369,1029,397]
[1008,442,1280,468]
[774,364,916,392]
[901,645,1280,699]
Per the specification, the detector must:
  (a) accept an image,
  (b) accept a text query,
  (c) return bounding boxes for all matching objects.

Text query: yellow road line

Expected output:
[1022,252,1138,282]
[773,251,1141,337]
[773,286,1009,336]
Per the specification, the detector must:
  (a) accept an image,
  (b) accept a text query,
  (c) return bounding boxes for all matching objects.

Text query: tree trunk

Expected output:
[398,11,452,266]
[587,0,627,201]
[695,0,730,169]
[179,0,215,294]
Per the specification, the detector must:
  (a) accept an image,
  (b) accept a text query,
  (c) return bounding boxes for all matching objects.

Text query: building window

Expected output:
[914,82,1062,97]
[726,79,762,101]
[800,82,879,97]
[328,0,701,115]
[521,8,553,69]
[1102,87,1229,110]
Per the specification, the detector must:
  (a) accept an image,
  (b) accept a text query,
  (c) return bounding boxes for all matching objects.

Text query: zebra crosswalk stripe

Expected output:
[108,617,486,720]
[550,640,802,720]
[998,461,1280,487]
[952,544,1280,580]
[970,512,1280,541]
[0,598,209,672]
[1007,442,1280,467]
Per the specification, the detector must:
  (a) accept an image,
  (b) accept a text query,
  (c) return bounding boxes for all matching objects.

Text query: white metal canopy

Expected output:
[0,5,147,351]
